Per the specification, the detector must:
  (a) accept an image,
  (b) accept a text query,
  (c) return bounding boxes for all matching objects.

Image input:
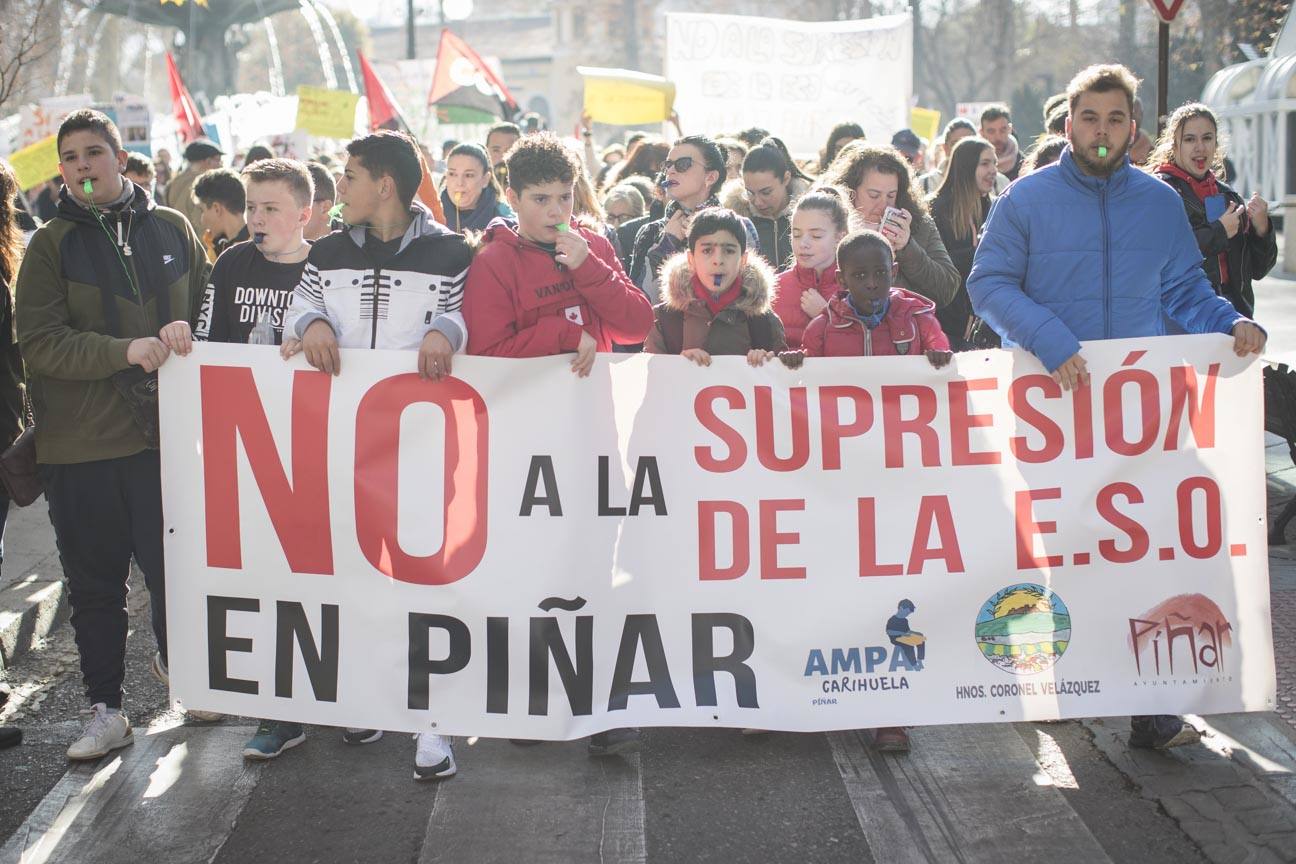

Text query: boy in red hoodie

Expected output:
[462,133,650,757]
[464,133,652,373]
[801,230,952,367]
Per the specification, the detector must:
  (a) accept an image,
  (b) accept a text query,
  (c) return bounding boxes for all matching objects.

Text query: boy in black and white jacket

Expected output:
[281,131,471,782]
[283,130,471,383]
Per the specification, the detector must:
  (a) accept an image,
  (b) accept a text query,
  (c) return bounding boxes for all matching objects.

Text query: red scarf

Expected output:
[692,272,744,316]
[1158,162,1229,285]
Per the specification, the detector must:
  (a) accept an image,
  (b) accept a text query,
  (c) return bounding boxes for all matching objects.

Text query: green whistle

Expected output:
[1098,146,1108,158]
[328,202,344,220]
[82,179,93,196]
[556,222,570,233]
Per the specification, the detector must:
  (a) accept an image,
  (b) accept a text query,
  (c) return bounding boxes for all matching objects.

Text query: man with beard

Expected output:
[966,65,1266,752]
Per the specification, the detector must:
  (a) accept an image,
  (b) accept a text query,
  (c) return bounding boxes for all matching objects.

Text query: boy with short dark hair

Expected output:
[16,109,210,760]
[281,130,473,780]
[303,161,336,241]
[193,167,248,256]
[645,207,786,365]
[464,132,652,375]
[485,121,522,186]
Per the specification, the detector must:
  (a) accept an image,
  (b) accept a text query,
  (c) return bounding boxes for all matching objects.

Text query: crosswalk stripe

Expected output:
[0,724,258,864]
[828,725,1113,864]
[418,738,646,864]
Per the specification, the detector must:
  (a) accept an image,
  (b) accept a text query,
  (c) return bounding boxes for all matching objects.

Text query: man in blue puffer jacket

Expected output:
[968,64,1267,750]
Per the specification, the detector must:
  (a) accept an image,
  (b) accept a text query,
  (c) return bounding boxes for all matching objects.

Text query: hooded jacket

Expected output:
[773,263,840,350]
[1154,168,1277,318]
[645,252,786,356]
[464,218,653,356]
[721,176,812,271]
[440,183,514,234]
[802,287,949,358]
[15,183,209,464]
[627,195,761,304]
[284,202,471,351]
[967,148,1250,373]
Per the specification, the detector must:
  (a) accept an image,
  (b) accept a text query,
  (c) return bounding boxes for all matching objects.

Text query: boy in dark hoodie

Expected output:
[645,207,786,365]
[801,230,952,367]
[15,109,210,761]
[463,132,653,375]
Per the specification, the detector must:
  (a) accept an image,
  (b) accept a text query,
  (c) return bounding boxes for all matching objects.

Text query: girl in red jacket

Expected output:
[801,230,952,367]
[772,187,850,348]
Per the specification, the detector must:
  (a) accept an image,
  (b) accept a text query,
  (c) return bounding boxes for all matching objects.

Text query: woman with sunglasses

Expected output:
[627,135,760,304]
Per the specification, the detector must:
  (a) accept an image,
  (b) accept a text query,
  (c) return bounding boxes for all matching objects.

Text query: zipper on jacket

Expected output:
[370,265,382,349]
[1100,186,1111,339]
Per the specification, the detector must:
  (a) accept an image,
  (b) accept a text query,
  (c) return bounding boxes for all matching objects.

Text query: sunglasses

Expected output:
[662,156,696,173]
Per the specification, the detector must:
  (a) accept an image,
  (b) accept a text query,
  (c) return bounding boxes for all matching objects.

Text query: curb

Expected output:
[0,499,66,672]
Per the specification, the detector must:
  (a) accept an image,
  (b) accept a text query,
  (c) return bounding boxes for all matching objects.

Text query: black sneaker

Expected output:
[588,728,640,757]
[342,728,383,745]
[1129,714,1200,749]
[0,726,20,750]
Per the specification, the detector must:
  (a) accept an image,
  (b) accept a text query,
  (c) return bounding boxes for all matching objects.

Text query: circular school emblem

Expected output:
[974,584,1071,675]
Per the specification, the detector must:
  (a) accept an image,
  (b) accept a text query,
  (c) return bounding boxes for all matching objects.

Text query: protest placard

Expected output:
[9,136,60,191]
[909,107,941,145]
[579,67,676,125]
[161,338,1274,738]
[295,85,360,140]
[666,13,912,155]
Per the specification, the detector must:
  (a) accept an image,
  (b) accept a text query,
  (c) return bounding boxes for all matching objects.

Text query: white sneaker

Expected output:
[151,652,223,723]
[413,732,456,781]
[67,703,133,761]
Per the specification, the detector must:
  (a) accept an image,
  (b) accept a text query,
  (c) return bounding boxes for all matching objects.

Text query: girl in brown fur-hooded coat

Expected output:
[645,207,786,364]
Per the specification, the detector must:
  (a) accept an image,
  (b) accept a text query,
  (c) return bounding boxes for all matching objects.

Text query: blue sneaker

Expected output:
[242,721,306,760]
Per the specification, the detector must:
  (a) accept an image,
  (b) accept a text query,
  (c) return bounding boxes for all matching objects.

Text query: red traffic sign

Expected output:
[1146,0,1185,22]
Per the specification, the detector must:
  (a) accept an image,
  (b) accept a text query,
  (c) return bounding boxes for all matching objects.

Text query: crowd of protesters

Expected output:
[0,62,1273,774]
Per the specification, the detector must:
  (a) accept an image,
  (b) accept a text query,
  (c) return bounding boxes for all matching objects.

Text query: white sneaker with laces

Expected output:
[67,703,133,761]
[151,652,223,723]
[413,732,456,781]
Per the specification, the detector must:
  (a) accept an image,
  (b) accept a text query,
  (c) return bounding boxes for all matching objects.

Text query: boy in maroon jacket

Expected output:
[462,134,648,756]
[464,133,652,373]
[801,230,952,367]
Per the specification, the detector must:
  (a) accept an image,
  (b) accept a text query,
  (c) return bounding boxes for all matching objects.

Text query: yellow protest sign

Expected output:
[8,136,60,191]
[909,107,941,145]
[295,86,360,140]
[579,67,675,126]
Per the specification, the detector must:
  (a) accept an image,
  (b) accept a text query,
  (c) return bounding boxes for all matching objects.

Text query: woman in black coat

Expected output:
[1149,103,1277,317]
[928,135,997,349]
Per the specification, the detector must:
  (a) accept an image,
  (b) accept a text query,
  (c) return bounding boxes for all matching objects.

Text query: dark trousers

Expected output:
[43,451,166,709]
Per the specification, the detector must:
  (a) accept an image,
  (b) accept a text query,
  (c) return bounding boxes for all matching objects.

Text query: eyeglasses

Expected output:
[662,156,696,173]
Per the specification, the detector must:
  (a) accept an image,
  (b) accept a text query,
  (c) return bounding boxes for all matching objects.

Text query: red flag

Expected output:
[354,52,445,226]
[166,52,205,143]
[427,29,517,121]
[357,51,411,133]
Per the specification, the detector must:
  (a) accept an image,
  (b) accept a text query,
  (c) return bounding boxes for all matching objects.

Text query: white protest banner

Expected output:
[665,13,912,156]
[161,337,1274,739]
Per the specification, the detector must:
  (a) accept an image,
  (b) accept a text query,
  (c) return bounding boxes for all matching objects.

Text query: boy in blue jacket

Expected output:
[967,64,1265,750]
